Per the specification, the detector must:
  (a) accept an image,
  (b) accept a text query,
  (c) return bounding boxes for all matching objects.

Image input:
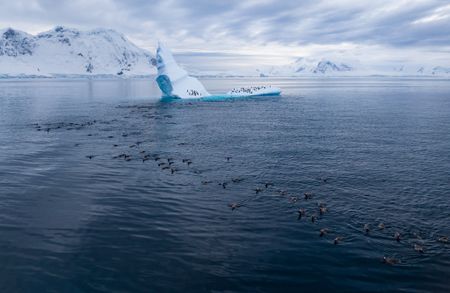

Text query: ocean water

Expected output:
[0,77,449,292]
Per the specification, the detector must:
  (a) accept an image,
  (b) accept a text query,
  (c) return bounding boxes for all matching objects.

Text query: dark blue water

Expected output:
[0,77,449,292]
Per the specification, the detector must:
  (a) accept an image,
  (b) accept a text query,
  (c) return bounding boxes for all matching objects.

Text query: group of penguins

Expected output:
[187,89,201,96]
[36,107,449,269]
[230,86,269,94]
[222,178,449,266]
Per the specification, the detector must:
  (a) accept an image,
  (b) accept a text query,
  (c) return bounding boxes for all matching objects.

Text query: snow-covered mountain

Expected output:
[0,26,155,77]
[410,66,450,76]
[255,57,450,77]
[382,64,450,76]
[431,66,450,75]
[255,57,355,77]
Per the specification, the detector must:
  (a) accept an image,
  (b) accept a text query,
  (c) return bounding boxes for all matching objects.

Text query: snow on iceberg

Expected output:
[226,86,281,97]
[155,43,210,99]
[154,43,281,99]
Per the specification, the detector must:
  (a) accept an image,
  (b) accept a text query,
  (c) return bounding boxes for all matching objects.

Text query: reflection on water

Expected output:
[0,77,449,292]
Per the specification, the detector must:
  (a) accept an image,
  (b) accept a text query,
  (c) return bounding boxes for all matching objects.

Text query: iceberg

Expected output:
[155,43,210,99]
[226,86,281,97]
[154,43,281,99]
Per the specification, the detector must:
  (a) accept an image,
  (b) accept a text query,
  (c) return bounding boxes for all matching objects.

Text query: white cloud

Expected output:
[413,3,450,24]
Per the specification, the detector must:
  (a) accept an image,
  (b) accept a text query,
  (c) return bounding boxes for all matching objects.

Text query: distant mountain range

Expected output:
[255,57,353,77]
[0,26,449,78]
[254,57,450,77]
[0,26,154,77]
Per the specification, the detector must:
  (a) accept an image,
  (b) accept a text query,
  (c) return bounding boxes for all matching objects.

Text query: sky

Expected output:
[1,0,449,71]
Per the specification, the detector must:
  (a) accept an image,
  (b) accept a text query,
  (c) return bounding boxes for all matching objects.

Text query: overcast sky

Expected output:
[1,0,449,70]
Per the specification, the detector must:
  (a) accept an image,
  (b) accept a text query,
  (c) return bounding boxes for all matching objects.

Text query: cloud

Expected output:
[0,0,448,68]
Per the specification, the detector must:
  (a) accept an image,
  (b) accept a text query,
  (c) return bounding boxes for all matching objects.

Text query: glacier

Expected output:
[154,43,281,99]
